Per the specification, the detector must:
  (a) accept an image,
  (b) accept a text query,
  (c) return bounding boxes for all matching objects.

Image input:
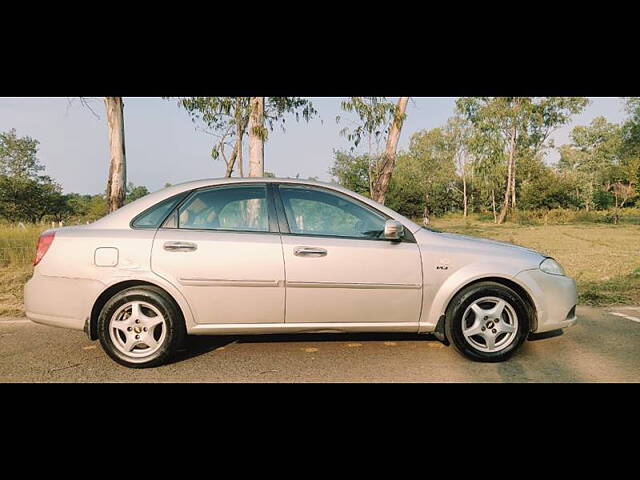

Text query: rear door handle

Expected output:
[164,241,197,252]
[294,246,327,257]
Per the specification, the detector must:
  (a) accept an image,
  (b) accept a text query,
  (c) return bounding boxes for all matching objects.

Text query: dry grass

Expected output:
[0,265,32,316]
[0,225,45,316]
[430,216,640,306]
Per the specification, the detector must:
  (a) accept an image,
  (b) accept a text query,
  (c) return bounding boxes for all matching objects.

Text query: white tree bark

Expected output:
[247,97,265,227]
[248,97,264,178]
[497,127,516,224]
[236,97,244,177]
[511,154,517,210]
[104,97,127,212]
[491,188,497,223]
[462,162,468,217]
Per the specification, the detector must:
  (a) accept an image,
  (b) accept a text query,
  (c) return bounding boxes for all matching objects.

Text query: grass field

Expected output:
[0,219,638,316]
[429,216,640,306]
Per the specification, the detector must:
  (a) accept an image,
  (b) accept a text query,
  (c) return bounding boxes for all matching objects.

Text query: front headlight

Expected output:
[539,258,565,276]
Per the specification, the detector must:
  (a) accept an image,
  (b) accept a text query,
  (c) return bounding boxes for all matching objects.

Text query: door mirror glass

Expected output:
[384,220,404,240]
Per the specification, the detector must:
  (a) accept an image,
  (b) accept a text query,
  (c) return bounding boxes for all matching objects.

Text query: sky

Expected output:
[0,97,628,195]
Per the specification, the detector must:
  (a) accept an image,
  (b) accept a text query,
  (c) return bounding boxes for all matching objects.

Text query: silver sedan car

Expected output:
[24,178,577,368]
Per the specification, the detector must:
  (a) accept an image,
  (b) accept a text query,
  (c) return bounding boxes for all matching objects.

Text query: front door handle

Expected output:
[294,246,327,257]
[164,241,197,252]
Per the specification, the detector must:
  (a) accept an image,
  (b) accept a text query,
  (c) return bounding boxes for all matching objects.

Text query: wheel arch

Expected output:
[433,275,539,338]
[88,280,186,341]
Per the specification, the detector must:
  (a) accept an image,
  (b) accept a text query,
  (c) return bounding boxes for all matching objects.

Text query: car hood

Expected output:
[417,229,546,266]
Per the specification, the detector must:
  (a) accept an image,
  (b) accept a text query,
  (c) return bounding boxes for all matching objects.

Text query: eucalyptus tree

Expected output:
[174,97,251,177]
[442,116,473,216]
[173,97,316,179]
[621,97,640,197]
[371,97,409,204]
[457,97,588,224]
[74,97,127,213]
[337,97,409,203]
[246,97,318,177]
[104,97,127,212]
[247,97,265,178]
[622,97,640,157]
[559,116,629,213]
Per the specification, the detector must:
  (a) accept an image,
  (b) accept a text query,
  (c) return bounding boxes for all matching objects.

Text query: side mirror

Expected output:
[384,220,404,241]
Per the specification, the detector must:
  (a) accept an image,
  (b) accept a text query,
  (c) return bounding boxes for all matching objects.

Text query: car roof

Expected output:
[89,177,421,233]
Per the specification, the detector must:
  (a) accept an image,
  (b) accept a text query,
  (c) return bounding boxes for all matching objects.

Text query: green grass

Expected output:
[0,218,638,317]
[429,215,640,306]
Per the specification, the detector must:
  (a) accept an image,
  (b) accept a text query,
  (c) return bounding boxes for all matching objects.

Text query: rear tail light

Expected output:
[33,230,55,266]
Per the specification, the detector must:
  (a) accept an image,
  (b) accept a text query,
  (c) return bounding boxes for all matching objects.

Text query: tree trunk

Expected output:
[462,162,468,217]
[423,191,430,225]
[104,97,127,213]
[371,97,409,204]
[497,158,512,224]
[511,157,516,210]
[248,97,265,178]
[223,120,247,178]
[247,97,265,228]
[237,98,244,177]
[491,188,497,224]
[497,127,516,224]
[224,144,238,178]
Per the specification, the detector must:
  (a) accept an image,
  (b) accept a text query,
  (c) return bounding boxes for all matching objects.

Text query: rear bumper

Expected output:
[24,271,104,332]
[515,269,578,333]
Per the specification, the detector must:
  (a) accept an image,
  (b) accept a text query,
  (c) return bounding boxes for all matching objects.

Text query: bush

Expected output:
[507,208,640,225]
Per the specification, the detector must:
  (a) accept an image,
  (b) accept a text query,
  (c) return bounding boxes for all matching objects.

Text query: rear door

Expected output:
[150,183,285,325]
[275,184,423,325]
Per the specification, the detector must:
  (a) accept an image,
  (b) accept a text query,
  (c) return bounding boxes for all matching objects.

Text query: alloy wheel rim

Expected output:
[462,296,518,353]
[109,301,167,360]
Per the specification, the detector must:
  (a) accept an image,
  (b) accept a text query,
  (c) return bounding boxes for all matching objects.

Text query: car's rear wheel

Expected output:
[444,281,530,362]
[98,286,185,368]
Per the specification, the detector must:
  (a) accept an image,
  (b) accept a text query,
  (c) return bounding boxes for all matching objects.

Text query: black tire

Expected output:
[98,285,186,368]
[444,281,530,362]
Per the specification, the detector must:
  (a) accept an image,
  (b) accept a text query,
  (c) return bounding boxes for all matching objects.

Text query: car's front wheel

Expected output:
[444,281,530,362]
[98,286,185,368]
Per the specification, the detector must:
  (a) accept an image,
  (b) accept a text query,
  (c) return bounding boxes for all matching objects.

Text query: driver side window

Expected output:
[278,185,387,239]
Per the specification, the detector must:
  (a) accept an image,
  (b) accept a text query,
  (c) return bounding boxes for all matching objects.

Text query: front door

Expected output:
[275,184,423,324]
[151,183,285,325]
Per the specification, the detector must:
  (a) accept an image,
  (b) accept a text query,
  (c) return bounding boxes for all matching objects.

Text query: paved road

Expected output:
[1,305,638,382]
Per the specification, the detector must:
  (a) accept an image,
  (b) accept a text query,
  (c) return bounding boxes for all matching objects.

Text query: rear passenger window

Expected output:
[177,185,269,232]
[132,192,189,229]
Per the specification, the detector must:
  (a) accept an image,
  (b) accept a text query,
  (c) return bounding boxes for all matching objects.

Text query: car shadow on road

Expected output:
[168,332,441,365]
[527,329,564,341]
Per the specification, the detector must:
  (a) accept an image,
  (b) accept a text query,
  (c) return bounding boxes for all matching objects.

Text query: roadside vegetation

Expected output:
[0,225,42,316]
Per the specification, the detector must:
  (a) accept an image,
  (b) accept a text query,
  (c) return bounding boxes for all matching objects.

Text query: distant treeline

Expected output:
[331,98,640,224]
[0,129,150,224]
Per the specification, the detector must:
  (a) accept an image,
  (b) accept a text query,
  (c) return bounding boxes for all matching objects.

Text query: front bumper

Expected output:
[515,269,578,333]
[24,271,104,331]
